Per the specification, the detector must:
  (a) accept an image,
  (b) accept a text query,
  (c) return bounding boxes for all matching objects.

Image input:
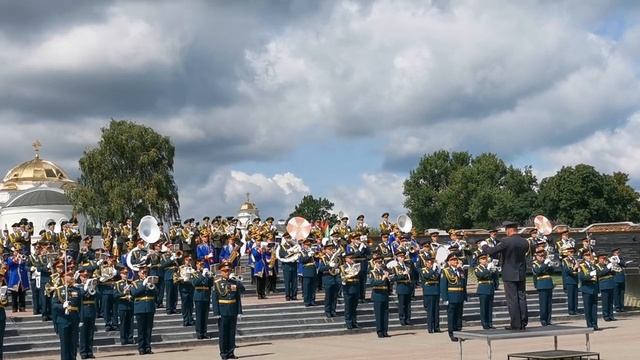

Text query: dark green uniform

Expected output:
[474,264,495,329]
[54,285,82,360]
[317,254,339,318]
[420,266,440,333]
[79,285,98,359]
[212,276,245,360]
[177,265,195,326]
[578,261,599,329]
[340,263,360,329]
[160,253,179,314]
[114,279,134,345]
[369,266,390,337]
[440,266,466,341]
[596,262,615,321]
[299,251,317,306]
[191,271,213,339]
[532,259,554,326]
[131,278,157,354]
[390,261,413,325]
[562,256,579,315]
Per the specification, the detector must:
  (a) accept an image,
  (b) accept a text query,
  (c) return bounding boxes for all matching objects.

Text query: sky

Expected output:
[1,0,640,223]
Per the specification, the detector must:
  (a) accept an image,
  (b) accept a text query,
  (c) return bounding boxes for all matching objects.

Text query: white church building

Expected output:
[0,142,84,238]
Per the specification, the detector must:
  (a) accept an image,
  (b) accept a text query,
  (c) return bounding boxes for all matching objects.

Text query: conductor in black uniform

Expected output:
[482,221,529,330]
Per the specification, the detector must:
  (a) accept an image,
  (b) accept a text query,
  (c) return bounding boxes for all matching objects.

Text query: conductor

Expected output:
[482,221,529,330]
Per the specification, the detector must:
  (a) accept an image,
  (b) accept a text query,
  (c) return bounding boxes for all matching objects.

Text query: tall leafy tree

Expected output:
[289,195,338,223]
[68,120,180,225]
[403,151,537,230]
[537,164,640,226]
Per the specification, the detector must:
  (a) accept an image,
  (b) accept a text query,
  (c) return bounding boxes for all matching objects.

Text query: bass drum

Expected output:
[435,245,450,267]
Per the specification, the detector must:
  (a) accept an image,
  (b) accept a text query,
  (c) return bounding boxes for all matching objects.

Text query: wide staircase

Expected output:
[5,271,639,359]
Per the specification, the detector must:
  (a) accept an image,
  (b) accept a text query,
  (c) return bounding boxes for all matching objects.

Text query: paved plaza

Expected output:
[35,316,640,360]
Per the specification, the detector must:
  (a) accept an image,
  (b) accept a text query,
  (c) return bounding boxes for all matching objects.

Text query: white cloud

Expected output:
[179,168,310,219]
[535,112,640,180]
[330,172,406,224]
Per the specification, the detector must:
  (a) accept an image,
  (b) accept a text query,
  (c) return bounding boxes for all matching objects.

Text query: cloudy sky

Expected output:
[1,0,640,222]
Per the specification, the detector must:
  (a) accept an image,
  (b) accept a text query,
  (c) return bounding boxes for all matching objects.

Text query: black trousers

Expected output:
[155,275,165,307]
[101,292,116,328]
[30,281,41,315]
[582,292,598,328]
[343,291,358,328]
[478,294,494,328]
[447,302,464,337]
[324,283,338,315]
[179,285,194,325]
[566,284,578,314]
[397,294,411,323]
[601,289,614,320]
[136,313,154,352]
[538,289,553,325]
[282,264,297,299]
[302,276,315,305]
[11,288,26,311]
[424,295,440,331]
[57,318,80,360]
[165,280,178,313]
[194,300,210,337]
[79,316,96,357]
[218,315,238,359]
[613,282,625,311]
[40,289,52,318]
[267,273,277,293]
[503,280,528,329]
[256,275,267,298]
[119,310,134,344]
[373,300,389,335]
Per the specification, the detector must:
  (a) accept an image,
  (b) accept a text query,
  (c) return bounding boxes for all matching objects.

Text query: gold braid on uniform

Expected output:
[443,268,457,284]
[214,278,229,297]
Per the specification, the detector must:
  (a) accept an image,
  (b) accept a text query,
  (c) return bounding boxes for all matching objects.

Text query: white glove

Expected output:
[479,241,488,248]
[212,315,220,320]
[589,270,597,277]
[329,261,336,268]
[30,266,37,272]
[443,300,449,306]
[83,283,89,291]
[487,262,495,271]
[544,258,551,265]
[143,278,148,286]
[170,254,176,261]
[97,259,104,266]
[462,264,469,270]
[63,300,69,309]
[432,263,438,271]
[606,263,613,270]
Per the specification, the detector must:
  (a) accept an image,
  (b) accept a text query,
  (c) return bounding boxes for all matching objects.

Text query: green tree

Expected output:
[67,120,180,225]
[537,164,640,226]
[289,195,338,223]
[403,151,538,230]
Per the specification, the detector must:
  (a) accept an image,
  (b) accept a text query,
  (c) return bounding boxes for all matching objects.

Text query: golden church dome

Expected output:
[238,192,258,211]
[2,141,74,185]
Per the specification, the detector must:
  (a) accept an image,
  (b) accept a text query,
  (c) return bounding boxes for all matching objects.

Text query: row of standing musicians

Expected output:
[0,228,632,358]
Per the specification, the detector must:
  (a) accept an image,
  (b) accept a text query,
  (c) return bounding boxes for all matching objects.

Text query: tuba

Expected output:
[397,214,412,233]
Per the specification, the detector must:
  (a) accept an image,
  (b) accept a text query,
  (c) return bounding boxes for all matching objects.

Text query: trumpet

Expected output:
[144,276,159,290]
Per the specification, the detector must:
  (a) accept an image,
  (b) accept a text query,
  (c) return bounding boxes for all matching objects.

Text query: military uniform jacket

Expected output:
[130,279,157,314]
[80,287,97,320]
[78,259,98,273]
[212,277,245,317]
[474,264,495,295]
[419,267,440,296]
[613,257,626,283]
[440,266,466,303]
[596,263,615,291]
[562,257,579,285]
[317,255,340,286]
[191,272,213,302]
[390,263,412,295]
[299,252,317,278]
[160,253,180,278]
[376,242,394,262]
[483,236,529,282]
[532,260,554,290]
[53,285,82,324]
[578,261,599,295]
[114,279,134,312]
[369,268,390,302]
